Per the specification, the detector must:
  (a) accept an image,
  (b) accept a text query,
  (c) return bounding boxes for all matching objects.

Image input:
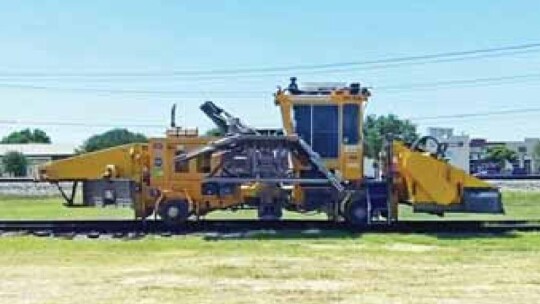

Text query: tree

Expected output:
[80,129,147,153]
[484,145,518,168]
[2,151,28,177]
[1,128,51,144]
[204,128,223,137]
[364,114,418,159]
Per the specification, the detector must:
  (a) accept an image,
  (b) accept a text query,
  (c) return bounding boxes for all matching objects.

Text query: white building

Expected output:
[427,127,470,173]
[428,126,540,175]
[0,144,75,177]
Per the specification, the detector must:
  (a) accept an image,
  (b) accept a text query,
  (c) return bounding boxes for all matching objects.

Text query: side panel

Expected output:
[39,144,147,181]
[82,179,136,206]
[148,137,244,215]
[341,104,363,180]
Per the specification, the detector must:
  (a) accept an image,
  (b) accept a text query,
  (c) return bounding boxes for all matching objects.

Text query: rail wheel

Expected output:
[343,190,369,229]
[158,199,190,227]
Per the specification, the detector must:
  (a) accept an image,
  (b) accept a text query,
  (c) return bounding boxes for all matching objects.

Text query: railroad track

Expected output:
[1,220,540,237]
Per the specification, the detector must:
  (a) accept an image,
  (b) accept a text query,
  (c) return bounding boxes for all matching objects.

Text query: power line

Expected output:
[377,72,540,92]
[0,119,164,129]
[1,107,540,130]
[0,83,270,97]
[1,48,538,83]
[1,48,538,84]
[409,107,540,121]
[1,41,540,79]
[2,71,540,96]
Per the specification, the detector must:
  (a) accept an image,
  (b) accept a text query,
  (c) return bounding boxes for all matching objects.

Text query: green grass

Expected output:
[0,191,538,221]
[0,197,132,220]
[1,232,540,303]
[0,192,540,303]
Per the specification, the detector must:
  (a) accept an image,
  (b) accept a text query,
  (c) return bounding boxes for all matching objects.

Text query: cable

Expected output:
[1,48,538,85]
[1,41,540,78]
[2,71,540,96]
[377,72,540,92]
[0,119,164,129]
[1,48,538,83]
[0,83,270,97]
[409,107,540,121]
[2,106,540,129]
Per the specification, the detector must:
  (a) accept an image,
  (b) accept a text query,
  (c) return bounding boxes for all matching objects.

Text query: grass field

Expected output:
[1,229,540,303]
[0,192,540,303]
[0,191,538,220]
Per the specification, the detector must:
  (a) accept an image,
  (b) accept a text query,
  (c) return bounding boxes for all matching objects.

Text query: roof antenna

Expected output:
[170,103,177,128]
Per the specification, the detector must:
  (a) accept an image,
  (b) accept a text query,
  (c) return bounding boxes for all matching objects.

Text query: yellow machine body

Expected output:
[38,80,503,225]
[38,128,257,218]
[39,144,149,182]
[391,141,502,213]
[275,88,367,181]
[146,129,246,216]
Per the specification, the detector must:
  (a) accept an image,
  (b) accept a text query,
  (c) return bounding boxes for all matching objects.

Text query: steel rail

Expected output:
[1,220,540,235]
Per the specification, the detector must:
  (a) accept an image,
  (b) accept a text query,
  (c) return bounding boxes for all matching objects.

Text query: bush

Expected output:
[80,129,147,153]
[2,151,28,177]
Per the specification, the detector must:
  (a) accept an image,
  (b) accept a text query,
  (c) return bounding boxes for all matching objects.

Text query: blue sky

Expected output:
[0,0,540,144]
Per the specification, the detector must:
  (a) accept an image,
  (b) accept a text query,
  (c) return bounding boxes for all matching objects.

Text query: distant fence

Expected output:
[0,178,37,183]
[0,180,73,197]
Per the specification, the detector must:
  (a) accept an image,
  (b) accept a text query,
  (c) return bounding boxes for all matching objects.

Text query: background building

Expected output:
[0,144,75,177]
[428,127,540,175]
[481,138,540,175]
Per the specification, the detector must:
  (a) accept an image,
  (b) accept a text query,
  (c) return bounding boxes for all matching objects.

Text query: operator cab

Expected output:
[276,77,371,181]
[275,78,389,225]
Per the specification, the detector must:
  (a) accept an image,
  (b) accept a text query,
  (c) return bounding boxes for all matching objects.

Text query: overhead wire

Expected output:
[0,47,537,85]
[0,41,539,80]
[0,48,536,83]
[0,119,164,129]
[1,42,540,129]
[1,71,540,96]
[1,106,540,129]
[407,107,540,122]
[376,72,540,92]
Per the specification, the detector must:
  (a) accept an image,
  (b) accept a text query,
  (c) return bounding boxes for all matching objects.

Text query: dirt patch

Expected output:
[122,274,352,292]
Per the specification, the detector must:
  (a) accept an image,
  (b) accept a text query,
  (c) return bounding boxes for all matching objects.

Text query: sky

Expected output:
[0,0,540,145]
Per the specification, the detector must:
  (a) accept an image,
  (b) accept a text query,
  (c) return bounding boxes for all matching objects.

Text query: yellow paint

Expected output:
[39,143,147,181]
[39,128,247,218]
[38,84,500,221]
[392,141,492,206]
[274,89,368,182]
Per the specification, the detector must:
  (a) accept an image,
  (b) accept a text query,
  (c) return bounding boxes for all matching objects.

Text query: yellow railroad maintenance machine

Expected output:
[38,78,503,227]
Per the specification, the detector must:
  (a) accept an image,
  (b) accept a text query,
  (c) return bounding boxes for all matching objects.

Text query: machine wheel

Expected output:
[158,199,191,227]
[343,191,369,229]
